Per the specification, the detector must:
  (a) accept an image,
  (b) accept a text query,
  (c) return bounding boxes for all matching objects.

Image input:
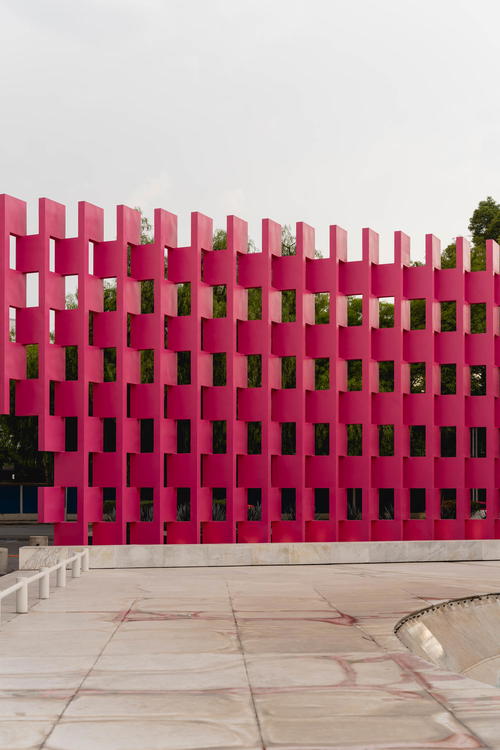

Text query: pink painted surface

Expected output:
[1,194,498,545]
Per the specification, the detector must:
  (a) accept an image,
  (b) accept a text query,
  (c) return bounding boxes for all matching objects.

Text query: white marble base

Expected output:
[4,558,500,748]
[18,539,500,570]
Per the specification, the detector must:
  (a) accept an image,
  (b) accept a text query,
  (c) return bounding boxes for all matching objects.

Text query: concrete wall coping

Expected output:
[18,539,500,570]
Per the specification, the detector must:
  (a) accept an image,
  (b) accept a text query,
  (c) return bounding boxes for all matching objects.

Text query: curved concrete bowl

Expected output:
[395,593,500,686]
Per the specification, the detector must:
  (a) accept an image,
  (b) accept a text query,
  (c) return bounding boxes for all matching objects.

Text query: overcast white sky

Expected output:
[1,0,499,261]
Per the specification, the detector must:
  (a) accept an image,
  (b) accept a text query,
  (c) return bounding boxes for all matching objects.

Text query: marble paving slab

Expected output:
[2,561,500,748]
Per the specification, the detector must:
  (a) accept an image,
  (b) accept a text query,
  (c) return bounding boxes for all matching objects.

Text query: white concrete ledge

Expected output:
[18,539,500,570]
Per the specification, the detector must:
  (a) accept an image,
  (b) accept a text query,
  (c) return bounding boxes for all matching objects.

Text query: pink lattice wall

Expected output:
[1,193,498,545]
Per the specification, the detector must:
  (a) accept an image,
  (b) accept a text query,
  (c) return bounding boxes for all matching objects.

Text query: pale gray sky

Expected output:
[1,0,499,261]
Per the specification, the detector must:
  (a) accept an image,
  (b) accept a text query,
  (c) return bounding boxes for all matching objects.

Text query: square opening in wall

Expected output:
[247,488,262,520]
[65,275,78,310]
[440,488,456,519]
[177,487,190,521]
[347,295,362,326]
[103,278,117,311]
[140,487,154,521]
[378,488,394,519]
[103,487,116,522]
[410,299,425,329]
[410,488,426,519]
[315,292,329,324]
[378,297,394,327]
[346,488,362,519]
[212,487,226,521]
[314,488,329,520]
[470,488,486,519]
[26,272,39,308]
[281,488,296,520]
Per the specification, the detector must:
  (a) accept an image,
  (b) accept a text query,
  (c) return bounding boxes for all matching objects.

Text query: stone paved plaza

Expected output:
[2,561,500,749]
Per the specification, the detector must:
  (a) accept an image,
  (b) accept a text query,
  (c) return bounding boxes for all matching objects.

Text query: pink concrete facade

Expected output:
[1,194,498,545]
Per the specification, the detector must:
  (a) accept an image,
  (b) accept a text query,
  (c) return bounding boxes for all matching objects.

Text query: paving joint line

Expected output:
[38,597,140,750]
[225,580,265,750]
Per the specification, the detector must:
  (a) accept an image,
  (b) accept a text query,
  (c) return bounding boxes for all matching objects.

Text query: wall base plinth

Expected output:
[19,539,500,570]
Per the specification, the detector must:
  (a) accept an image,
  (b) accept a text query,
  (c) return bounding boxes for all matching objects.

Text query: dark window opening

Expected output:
[378,488,394,520]
[140,418,154,453]
[140,487,154,521]
[212,487,226,520]
[141,349,154,384]
[410,488,426,519]
[281,422,296,455]
[127,313,132,347]
[212,420,227,454]
[65,345,77,381]
[440,488,456,519]
[440,426,456,457]
[314,488,329,520]
[410,425,426,457]
[347,488,362,519]
[247,354,262,388]
[212,352,226,386]
[347,424,362,456]
[103,487,116,521]
[281,289,296,322]
[314,423,329,455]
[470,303,486,334]
[177,420,190,453]
[177,487,190,521]
[247,488,262,520]
[103,417,116,452]
[281,488,296,520]
[177,351,191,385]
[378,424,394,456]
[470,426,486,458]
[127,244,132,277]
[281,356,296,388]
[65,417,78,452]
[247,422,262,455]
[65,487,77,519]
[103,347,116,382]
[378,361,394,392]
[50,380,56,416]
[440,364,456,395]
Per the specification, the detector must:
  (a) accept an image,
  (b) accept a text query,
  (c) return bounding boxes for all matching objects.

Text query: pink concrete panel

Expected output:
[0,193,499,544]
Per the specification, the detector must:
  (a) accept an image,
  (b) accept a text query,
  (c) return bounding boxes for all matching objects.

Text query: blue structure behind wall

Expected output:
[0,486,77,516]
